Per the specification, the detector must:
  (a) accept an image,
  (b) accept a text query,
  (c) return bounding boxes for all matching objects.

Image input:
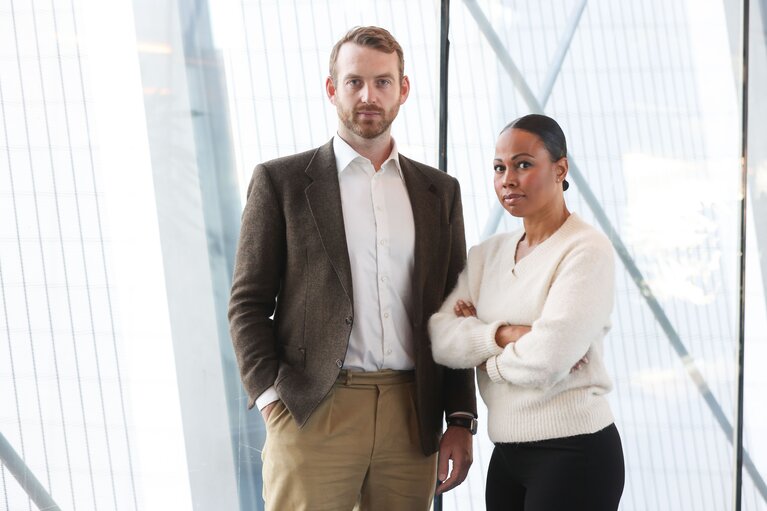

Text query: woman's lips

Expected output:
[503,193,524,204]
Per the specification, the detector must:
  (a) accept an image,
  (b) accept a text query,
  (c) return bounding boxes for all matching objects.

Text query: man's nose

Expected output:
[360,82,375,103]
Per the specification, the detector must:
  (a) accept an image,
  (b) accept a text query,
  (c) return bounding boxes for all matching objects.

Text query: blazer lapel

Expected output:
[400,155,441,321]
[304,140,354,301]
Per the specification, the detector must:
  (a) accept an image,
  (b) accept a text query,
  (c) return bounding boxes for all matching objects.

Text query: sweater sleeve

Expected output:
[428,245,506,369]
[485,237,615,388]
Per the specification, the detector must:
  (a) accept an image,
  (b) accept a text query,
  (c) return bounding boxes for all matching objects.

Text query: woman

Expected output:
[429,114,624,510]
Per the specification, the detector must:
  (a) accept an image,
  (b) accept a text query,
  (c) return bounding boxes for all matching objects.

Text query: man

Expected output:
[228,26,476,510]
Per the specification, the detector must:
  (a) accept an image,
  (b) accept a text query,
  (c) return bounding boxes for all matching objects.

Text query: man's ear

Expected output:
[326,76,337,105]
[399,75,410,105]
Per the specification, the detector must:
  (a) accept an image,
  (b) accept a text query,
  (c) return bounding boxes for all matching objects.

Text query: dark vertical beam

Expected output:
[727,0,767,338]
[0,432,61,511]
[438,0,450,172]
[434,0,450,511]
[734,0,749,508]
[435,3,448,509]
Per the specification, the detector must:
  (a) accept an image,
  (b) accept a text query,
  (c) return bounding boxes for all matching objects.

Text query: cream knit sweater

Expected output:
[429,213,615,443]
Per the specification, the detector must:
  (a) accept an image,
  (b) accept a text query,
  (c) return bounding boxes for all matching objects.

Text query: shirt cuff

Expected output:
[486,355,505,384]
[255,386,279,411]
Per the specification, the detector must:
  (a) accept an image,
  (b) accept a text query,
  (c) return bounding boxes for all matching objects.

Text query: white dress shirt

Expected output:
[256,135,416,409]
[334,135,416,371]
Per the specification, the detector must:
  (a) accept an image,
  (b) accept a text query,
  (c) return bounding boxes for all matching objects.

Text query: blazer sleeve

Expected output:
[438,180,480,418]
[228,164,286,409]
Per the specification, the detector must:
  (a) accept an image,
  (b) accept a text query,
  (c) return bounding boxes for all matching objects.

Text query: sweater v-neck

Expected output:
[510,213,579,272]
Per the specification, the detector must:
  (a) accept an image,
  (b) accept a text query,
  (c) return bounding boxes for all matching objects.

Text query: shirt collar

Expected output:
[333,134,402,177]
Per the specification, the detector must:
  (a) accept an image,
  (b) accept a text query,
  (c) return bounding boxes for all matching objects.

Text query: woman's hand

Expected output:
[452,300,533,349]
[494,324,531,348]
[453,301,488,372]
[570,355,589,373]
[453,300,476,318]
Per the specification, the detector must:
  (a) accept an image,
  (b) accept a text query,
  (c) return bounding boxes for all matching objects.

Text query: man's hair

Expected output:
[329,26,404,84]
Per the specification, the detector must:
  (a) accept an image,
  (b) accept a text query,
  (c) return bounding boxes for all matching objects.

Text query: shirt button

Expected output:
[386,349,392,355]
[380,276,387,282]
[384,312,390,318]
[379,239,386,246]
[336,359,343,368]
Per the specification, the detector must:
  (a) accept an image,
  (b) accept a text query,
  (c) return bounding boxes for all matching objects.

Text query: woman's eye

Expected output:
[493,165,505,173]
[517,161,532,169]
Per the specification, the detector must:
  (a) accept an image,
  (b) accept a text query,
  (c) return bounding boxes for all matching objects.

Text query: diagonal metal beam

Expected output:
[463,0,538,112]
[474,0,585,239]
[0,431,61,511]
[538,0,588,106]
[462,0,767,501]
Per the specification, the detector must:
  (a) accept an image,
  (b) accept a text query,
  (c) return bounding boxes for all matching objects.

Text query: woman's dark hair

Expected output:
[501,114,569,191]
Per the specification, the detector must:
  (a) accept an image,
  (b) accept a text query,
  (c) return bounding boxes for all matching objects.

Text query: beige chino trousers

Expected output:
[261,370,438,511]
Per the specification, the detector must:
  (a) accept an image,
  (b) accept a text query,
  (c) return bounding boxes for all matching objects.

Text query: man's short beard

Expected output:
[342,116,394,139]
[338,104,399,139]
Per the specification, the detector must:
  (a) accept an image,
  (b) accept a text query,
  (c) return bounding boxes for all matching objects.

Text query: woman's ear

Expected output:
[555,157,569,183]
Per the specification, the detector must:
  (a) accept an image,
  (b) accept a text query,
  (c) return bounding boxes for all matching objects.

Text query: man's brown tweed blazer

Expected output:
[228,139,476,455]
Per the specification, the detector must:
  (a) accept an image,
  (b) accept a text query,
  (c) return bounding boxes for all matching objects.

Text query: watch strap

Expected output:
[446,416,477,435]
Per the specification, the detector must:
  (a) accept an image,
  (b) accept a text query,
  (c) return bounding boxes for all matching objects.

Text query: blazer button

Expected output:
[345,315,353,325]
[335,359,343,368]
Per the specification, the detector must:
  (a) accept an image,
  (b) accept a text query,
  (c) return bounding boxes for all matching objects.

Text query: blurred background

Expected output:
[1,0,766,509]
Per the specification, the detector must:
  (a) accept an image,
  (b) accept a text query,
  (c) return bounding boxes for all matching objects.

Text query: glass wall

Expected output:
[442,1,761,510]
[0,0,239,509]
[0,0,765,509]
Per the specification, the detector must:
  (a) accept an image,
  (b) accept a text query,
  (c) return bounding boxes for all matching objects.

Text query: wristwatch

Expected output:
[446,416,478,435]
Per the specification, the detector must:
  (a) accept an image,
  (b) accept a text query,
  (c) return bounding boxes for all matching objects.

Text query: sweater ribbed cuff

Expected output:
[469,320,506,363]
[486,355,505,383]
